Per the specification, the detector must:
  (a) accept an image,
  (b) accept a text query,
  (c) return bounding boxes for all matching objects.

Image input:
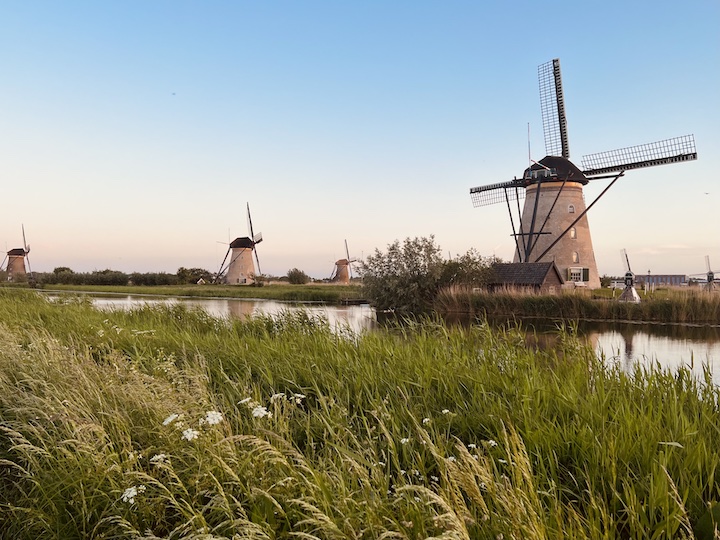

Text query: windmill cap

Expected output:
[7,248,26,256]
[229,237,255,249]
[524,156,588,185]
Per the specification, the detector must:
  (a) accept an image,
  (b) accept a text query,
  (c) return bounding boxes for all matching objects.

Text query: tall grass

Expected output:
[436,286,720,324]
[1,288,720,538]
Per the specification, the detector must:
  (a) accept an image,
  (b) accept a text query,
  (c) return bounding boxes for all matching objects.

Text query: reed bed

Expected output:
[436,286,720,324]
[1,289,720,538]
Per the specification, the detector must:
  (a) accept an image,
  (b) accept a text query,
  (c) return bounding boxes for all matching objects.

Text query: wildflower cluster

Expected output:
[162,410,225,442]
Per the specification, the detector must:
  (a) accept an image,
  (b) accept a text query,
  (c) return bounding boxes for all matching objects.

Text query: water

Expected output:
[50,293,720,383]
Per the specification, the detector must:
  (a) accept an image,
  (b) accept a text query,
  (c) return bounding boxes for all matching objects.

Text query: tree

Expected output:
[439,249,499,288]
[177,267,213,284]
[360,236,444,313]
[287,268,310,285]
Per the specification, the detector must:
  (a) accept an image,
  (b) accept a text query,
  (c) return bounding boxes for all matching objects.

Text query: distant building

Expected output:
[635,274,687,287]
[487,262,564,294]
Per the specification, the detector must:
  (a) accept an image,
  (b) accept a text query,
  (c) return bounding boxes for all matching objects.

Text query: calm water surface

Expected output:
[58,293,720,383]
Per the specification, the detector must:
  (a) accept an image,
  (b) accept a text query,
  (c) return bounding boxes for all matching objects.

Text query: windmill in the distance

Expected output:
[469,59,697,288]
[618,249,640,303]
[690,256,718,291]
[214,204,263,285]
[1,225,32,283]
[330,240,357,284]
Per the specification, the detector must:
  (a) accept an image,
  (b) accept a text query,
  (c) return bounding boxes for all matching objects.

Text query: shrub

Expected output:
[287,268,310,285]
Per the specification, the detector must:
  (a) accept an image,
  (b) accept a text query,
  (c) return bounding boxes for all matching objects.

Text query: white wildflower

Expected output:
[270,393,285,402]
[422,417,430,424]
[252,406,271,418]
[162,413,179,426]
[468,443,477,449]
[447,456,456,462]
[150,453,167,465]
[293,393,306,404]
[121,484,146,504]
[204,410,223,425]
[182,428,200,441]
[400,437,410,445]
[487,439,498,447]
[441,409,450,415]
[238,397,252,405]
[430,475,439,482]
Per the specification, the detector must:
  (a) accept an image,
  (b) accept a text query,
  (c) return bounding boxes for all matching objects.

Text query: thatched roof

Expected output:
[489,262,564,286]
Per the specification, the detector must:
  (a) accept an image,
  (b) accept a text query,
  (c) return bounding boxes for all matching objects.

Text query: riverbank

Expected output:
[435,286,720,325]
[1,282,365,304]
[1,289,719,537]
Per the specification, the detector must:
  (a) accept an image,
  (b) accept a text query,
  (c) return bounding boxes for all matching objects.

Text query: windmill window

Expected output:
[568,204,575,214]
[570,227,577,239]
[572,251,579,263]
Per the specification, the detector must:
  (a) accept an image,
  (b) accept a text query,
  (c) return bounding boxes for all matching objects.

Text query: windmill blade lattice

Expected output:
[539,59,569,159]
[581,135,697,177]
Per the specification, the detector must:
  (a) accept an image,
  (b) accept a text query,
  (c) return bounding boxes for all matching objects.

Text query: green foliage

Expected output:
[439,248,499,288]
[361,237,498,313]
[176,267,213,284]
[0,290,719,537]
[360,236,444,312]
[286,267,310,285]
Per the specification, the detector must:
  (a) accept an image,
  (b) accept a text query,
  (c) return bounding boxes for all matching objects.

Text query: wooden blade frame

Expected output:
[539,59,570,159]
[581,135,697,176]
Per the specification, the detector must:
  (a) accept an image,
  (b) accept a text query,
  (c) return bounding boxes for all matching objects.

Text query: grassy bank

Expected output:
[15,282,364,304]
[436,286,720,325]
[1,289,720,538]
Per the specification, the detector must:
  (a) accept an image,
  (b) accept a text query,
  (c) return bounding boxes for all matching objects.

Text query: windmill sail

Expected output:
[539,59,569,159]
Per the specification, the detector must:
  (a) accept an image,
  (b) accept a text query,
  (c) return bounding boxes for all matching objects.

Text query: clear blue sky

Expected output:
[1,1,718,279]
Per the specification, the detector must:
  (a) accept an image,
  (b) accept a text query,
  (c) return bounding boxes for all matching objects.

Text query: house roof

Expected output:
[489,262,564,286]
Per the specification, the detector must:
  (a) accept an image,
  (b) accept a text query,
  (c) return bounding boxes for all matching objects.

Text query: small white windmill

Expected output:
[689,256,718,291]
[330,240,357,284]
[618,249,640,303]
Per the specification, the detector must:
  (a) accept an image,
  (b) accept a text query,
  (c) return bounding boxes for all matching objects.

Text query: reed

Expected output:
[435,285,720,324]
[1,289,719,538]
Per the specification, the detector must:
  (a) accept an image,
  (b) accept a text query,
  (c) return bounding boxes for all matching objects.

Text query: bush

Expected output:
[287,268,310,285]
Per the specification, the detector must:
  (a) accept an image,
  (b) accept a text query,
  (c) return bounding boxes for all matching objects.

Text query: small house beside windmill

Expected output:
[486,262,564,294]
[214,204,263,285]
[469,59,697,289]
[330,240,357,284]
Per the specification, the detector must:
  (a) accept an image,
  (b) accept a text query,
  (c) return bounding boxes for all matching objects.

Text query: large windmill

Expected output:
[214,204,263,285]
[330,240,357,284]
[1,225,32,283]
[469,59,697,288]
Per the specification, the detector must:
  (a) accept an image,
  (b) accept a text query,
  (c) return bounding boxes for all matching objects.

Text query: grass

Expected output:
[435,286,720,325]
[1,288,720,538]
[15,282,365,304]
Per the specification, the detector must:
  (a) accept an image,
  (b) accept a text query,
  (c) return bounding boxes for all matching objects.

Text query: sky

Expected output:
[1,1,718,279]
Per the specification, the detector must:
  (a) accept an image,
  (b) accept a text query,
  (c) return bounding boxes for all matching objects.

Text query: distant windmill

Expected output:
[330,240,357,284]
[689,256,718,291]
[1,225,32,283]
[214,204,263,285]
[469,58,697,288]
[618,249,641,303]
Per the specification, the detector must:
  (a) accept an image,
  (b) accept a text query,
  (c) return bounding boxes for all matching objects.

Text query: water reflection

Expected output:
[85,294,376,334]
[51,293,720,383]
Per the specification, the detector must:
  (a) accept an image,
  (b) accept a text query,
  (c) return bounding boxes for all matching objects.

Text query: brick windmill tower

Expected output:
[214,204,263,285]
[330,240,357,284]
[2,225,32,282]
[469,59,697,288]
